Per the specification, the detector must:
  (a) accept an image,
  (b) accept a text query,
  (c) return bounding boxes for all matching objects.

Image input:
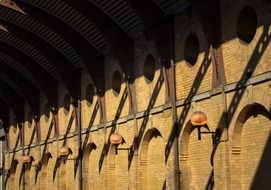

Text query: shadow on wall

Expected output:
[250,134,271,189]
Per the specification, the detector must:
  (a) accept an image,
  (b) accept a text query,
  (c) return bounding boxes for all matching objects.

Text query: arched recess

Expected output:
[57,146,75,190]
[108,143,117,190]
[108,134,129,190]
[40,152,52,190]
[231,103,271,190]
[139,127,164,190]
[179,120,213,190]
[82,142,97,190]
[24,155,35,190]
[9,159,18,190]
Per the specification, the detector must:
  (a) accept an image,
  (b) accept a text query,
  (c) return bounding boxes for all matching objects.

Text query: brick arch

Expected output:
[179,112,213,190]
[57,146,75,190]
[179,121,195,189]
[42,152,52,165]
[40,152,52,190]
[139,127,163,189]
[82,142,97,190]
[23,154,36,189]
[9,159,18,190]
[231,103,271,189]
[108,134,128,190]
[140,127,162,160]
[232,103,271,145]
[108,141,120,190]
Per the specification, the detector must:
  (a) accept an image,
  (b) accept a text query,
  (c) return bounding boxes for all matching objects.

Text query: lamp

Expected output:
[22,155,31,164]
[110,133,131,155]
[191,111,207,126]
[21,155,41,171]
[191,111,215,143]
[58,146,77,163]
[59,146,70,156]
[110,133,123,145]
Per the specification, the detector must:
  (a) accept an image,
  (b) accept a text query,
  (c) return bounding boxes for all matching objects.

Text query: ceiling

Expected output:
[0,0,189,121]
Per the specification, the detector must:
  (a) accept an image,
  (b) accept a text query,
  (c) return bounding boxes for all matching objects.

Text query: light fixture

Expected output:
[21,155,41,171]
[22,155,31,164]
[59,146,70,156]
[191,111,215,142]
[191,111,207,126]
[57,146,77,165]
[110,133,123,145]
[110,133,131,155]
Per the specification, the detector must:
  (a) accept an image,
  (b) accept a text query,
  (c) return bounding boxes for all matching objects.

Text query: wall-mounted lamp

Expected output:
[110,133,131,155]
[59,146,70,156]
[191,111,216,144]
[21,155,41,172]
[110,133,123,145]
[58,146,77,161]
[22,155,31,164]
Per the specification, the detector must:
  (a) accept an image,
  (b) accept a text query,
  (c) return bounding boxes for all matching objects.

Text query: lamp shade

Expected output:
[191,111,207,126]
[110,133,123,145]
[59,146,69,156]
[22,155,31,164]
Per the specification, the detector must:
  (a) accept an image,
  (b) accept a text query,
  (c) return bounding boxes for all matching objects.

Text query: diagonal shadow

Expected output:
[52,108,76,181]
[4,128,20,188]
[19,122,36,187]
[98,85,128,172]
[73,101,99,178]
[128,69,164,169]
[34,117,54,183]
[25,122,37,155]
[250,133,271,189]
[204,24,271,189]
[165,49,211,162]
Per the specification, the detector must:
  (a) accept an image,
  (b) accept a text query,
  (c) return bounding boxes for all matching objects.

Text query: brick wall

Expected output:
[3,0,271,190]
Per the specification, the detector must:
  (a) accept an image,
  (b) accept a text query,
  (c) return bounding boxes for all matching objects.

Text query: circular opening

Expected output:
[237,5,257,44]
[143,54,155,83]
[86,84,95,106]
[63,94,71,113]
[112,71,122,96]
[184,33,200,66]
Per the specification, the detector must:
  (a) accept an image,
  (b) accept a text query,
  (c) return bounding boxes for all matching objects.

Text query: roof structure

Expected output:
[0,0,189,122]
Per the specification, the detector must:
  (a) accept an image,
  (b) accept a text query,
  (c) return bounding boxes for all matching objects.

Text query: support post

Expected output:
[77,100,82,190]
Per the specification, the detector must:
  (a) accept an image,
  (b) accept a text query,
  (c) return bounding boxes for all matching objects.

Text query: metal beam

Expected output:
[15,0,106,93]
[0,17,79,99]
[64,0,135,74]
[0,42,58,107]
[0,0,27,15]
[126,0,171,60]
[0,80,24,121]
[0,62,40,114]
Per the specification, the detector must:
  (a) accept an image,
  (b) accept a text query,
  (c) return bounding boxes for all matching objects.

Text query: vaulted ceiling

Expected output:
[0,0,189,122]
